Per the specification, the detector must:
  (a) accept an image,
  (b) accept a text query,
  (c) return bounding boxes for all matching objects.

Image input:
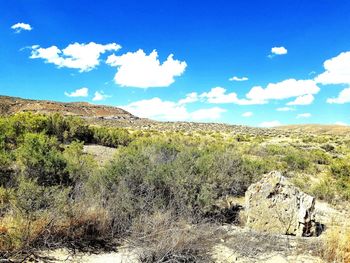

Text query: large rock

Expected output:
[245,171,316,237]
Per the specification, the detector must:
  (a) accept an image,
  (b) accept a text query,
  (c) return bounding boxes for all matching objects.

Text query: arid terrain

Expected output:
[0,95,349,263]
[2,95,349,136]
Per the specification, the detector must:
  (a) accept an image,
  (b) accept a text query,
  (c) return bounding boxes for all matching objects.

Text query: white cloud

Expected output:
[31,42,121,72]
[11,22,32,33]
[121,97,226,122]
[200,87,265,105]
[242,112,253,117]
[259,121,282,128]
[335,121,348,126]
[297,113,311,118]
[269,46,288,57]
[246,79,319,102]
[229,76,248,82]
[106,49,187,88]
[200,87,238,104]
[326,87,350,104]
[315,51,350,85]
[122,97,189,121]
[64,87,89,97]
[276,107,295,111]
[92,91,111,101]
[191,107,226,121]
[286,94,314,105]
[198,79,319,106]
[178,92,199,105]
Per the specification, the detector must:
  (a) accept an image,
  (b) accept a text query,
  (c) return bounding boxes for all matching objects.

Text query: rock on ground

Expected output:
[245,171,316,237]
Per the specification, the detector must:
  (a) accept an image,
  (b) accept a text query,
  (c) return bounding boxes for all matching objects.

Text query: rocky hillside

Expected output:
[0,95,137,120]
[1,95,349,137]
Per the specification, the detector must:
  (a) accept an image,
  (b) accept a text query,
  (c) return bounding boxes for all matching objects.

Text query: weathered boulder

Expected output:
[245,171,316,237]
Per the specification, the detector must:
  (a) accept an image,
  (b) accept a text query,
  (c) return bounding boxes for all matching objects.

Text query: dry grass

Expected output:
[127,211,219,263]
[322,225,350,262]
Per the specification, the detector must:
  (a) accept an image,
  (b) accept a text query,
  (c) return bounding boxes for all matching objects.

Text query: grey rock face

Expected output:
[245,171,316,237]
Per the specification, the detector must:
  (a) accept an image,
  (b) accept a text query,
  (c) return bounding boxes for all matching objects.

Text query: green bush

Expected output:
[46,114,93,143]
[331,157,350,178]
[282,150,310,171]
[63,141,96,182]
[15,133,69,186]
[92,126,133,147]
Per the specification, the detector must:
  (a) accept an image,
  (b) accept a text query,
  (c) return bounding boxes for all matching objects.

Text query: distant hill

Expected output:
[1,95,349,136]
[277,124,350,136]
[0,95,137,120]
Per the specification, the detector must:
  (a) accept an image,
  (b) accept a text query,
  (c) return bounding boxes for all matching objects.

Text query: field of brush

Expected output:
[0,113,349,262]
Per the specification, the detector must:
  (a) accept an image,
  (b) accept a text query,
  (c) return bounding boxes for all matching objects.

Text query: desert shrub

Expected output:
[310,175,336,201]
[0,177,69,252]
[63,141,96,182]
[128,211,218,263]
[0,113,93,146]
[265,144,287,155]
[84,137,269,235]
[330,157,350,178]
[329,156,350,199]
[322,225,350,263]
[46,114,93,143]
[309,149,331,165]
[15,133,69,186]
[0,150,13,187]
[92,126,133,147]
[0,187,12,216]
[0,113,48,147]
[282,150,310,171]
[11,177,69,221]
[235,134,251,142]
[321,143,335,152]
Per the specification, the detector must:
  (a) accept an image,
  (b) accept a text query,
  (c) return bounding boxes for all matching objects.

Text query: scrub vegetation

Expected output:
[0,113,349,261]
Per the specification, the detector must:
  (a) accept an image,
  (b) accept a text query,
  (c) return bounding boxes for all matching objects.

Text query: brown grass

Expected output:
[322,225,350,263]
[127,211,219,262]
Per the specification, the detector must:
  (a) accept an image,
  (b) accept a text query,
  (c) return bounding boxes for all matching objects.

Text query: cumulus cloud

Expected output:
[242,112,253,117]
[200,87,265,105]
[297,113,311,118]
[200,87,239,104]
[122,98,189,121]
[64,87,89,97]
[195,79,319,106]
[106,49,187,88]
[92,91,111,101]
[30,42,121,72]
[246,79,319,102]
[121,97,226,122]
[286,94,314,105]
[276,107,295,111]
[178,92,199,105]
[11,22,32,33]
[315,51,350,85]
[259,121,282,128]
[326,87,350,104]
[269,46,287,57]
[229,76,248,82]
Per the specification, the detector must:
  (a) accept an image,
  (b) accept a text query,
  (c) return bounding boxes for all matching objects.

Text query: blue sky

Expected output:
[1,0,350,126]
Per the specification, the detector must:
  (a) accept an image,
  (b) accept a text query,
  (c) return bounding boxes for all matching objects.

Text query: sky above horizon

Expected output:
[1,0,350,127]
